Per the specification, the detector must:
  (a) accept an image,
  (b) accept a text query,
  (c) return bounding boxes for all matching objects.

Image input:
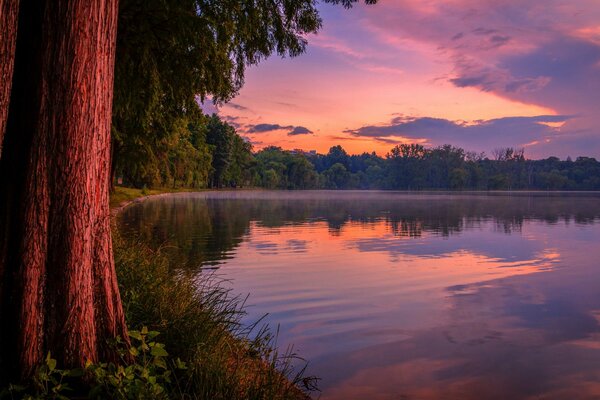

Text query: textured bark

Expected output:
[0,0,127,380]
[0,0,19,155]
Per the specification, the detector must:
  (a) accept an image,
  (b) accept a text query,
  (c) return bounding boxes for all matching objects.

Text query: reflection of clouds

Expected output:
[248,239,310,255]
[317,271,600,399]
[347,228,553,265]
[249,240,279,255]
[285,239,309,253]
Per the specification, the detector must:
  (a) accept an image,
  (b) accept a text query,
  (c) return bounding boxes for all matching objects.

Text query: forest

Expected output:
[116,114,600,191]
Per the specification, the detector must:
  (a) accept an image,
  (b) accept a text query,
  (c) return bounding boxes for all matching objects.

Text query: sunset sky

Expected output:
[205,0,600,158]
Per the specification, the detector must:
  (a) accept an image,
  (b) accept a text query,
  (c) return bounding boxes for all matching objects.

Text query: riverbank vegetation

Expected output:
[0,235,315,399]
[113,237,315,399]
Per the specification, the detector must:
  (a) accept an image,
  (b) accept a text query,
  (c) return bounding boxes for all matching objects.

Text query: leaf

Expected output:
[147,331,160,340]
[46,352,57,372]
[153,356,167,370]
[129,330,142,340]
[150,346,168,357]
[175,358,187,370]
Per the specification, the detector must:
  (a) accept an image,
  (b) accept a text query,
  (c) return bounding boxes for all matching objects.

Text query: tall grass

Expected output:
[114,235,317,399]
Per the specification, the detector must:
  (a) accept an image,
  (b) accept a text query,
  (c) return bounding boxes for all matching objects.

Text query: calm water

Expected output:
[118,191,600,399]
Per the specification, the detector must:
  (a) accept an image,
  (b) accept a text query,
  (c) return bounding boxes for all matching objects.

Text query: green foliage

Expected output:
[303,144,600,191]
[1,353,82,400]
[254,147,319,189]
[85,329,183,400]
[322,163,351,189]
[206,115,234,188]
[1,330,185,400]
[115,128,600,192]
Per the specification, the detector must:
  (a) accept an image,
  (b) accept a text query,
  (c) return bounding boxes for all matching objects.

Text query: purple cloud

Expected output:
[288,126,314,135]
[345,115,576,155]
[226,102,250,111]
[248,123,293,133]
[351,0,600,156]
[247,123,314,136]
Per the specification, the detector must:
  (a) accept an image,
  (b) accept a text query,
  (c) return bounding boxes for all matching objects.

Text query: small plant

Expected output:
[0,352,83,400]
[86,327,185,399]
[0,328,186,400]
[140,185,149,196]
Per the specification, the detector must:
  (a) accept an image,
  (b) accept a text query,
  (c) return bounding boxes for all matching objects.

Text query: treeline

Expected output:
[306,144,600,190]
[115,114,600,191]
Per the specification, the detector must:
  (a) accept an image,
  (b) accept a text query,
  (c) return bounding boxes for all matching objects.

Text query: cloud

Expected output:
[226,102,250,111]
[359,1,600,124]
[345,114,575,154]
[247,123,293,133]
[350,1,600,156]
[288,126,314,135]
[246,123,314,136]
[222,115,242,129]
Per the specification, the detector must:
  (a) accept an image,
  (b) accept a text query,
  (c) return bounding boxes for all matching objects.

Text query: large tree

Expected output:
[0,0,125,380]
[0,0,376,382]
[0,0,19,153]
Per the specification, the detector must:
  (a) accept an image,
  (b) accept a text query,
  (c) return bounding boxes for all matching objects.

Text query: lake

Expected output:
[117,190,600,399]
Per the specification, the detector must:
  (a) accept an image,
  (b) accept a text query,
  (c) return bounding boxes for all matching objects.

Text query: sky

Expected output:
[205,0,600,158]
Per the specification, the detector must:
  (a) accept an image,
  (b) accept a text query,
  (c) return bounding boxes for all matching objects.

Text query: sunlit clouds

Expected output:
[209,0,600,158]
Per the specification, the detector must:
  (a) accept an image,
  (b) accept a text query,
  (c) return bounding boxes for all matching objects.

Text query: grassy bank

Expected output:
[111,187,314,399]
[113,236,314,399]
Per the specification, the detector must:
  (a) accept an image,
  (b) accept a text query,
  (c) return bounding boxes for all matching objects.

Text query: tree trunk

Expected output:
[0,0,20,156]
[0,0,128,381]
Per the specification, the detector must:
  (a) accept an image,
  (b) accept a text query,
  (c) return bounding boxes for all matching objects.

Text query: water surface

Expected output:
[118,191,600,399]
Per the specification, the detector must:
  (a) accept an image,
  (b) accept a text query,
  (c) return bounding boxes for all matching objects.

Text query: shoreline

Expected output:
[110,186,600,217]
[110,186,313,399]
[109,186,205,213]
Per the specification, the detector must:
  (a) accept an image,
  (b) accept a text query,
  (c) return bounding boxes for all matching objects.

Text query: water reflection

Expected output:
[118,191,600,399]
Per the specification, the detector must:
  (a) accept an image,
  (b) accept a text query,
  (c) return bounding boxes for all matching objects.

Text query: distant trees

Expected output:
[118,128,600,192]
[304,144,600,191]
[254,147,319,189]
[322,163,352,189]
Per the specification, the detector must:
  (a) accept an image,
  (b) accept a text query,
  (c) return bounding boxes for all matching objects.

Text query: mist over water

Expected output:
[118,191,600,399]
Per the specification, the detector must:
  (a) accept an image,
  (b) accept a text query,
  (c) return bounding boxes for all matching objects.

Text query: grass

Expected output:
[113,236,316,399]
[109,186,199,209]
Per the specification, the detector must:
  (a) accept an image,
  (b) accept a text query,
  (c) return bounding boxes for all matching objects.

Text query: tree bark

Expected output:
[0,0,128,381]
[0,0,20,156]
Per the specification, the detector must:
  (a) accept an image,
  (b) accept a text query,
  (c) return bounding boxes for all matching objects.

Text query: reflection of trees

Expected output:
[117,193,600,269]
